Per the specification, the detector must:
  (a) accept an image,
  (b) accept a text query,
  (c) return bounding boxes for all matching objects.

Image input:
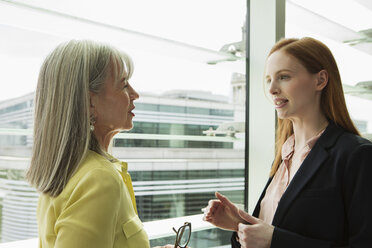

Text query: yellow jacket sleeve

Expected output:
[54,168,122,248]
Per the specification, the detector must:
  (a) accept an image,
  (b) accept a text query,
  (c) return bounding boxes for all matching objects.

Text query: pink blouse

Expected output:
[258,130,325,224]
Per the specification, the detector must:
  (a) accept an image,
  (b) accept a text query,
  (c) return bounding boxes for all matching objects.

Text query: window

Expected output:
[0,0,246,247]
[5,1,370,247]
[286,0,372,139]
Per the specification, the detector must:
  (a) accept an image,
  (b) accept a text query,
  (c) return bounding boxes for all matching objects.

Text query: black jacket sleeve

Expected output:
[231,142,372,248]
[270,143,372,248]
[231,232,241,248]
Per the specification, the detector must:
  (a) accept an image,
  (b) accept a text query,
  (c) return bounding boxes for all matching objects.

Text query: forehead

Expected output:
[265,50,304,76]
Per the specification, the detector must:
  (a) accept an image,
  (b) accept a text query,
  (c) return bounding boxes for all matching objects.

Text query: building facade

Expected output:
[0,89,245,247]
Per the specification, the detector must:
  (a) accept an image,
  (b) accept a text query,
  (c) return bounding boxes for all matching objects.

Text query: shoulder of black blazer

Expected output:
[252,121,372,222]
[232,122,371,247]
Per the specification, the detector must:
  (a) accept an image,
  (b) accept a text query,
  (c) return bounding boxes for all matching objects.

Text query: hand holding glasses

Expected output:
[173,222,191,248]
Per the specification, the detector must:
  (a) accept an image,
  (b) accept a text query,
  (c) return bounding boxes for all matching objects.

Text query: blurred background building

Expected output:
[0,78,246,246]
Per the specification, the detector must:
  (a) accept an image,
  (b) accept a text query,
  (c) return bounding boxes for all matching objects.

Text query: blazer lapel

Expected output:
[271,121,343,226]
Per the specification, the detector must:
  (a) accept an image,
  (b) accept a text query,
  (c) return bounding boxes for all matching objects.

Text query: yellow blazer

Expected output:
[37,150,150,248]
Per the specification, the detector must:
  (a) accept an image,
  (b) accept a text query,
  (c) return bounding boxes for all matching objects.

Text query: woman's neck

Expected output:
[93,128,118,152]
[291,115,328,151]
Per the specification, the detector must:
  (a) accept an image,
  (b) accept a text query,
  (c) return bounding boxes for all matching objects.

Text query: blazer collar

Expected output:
[314,121,343,149]
[271,121,344,225]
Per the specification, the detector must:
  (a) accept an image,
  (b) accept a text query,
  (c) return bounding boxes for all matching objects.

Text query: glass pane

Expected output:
[286,0,372,139]
[0,0,246,247]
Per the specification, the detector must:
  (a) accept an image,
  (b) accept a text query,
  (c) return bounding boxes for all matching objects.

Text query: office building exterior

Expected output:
[0,86,245,246]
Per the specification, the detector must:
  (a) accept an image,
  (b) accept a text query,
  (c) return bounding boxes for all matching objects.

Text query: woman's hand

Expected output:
[237,209,274,248]
[202,192,246,231]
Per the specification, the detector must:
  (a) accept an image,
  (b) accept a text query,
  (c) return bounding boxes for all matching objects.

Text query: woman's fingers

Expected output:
[204,200,218,214]
[215,192,236,210]
[238,208,259,225]
[237,218,274,248]
[203,199,222,222]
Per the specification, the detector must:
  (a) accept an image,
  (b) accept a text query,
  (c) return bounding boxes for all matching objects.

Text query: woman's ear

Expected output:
[316,70,328,91]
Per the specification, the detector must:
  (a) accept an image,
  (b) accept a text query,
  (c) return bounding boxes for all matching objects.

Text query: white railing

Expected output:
[0,175,244,244]
[0,214,215,248]
[133,177,244,195]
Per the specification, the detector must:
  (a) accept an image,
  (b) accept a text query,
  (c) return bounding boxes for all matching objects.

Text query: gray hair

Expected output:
[26,40,133,197]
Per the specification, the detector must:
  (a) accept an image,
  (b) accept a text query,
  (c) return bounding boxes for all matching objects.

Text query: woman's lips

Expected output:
[274,99,288,108]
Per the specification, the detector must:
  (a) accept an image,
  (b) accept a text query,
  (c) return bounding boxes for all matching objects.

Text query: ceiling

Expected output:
[0,0,372,100]
[287,0,372,99]
[288,0,372,55]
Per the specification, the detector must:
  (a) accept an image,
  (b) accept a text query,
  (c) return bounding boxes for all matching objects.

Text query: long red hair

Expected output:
[269,37,360,177]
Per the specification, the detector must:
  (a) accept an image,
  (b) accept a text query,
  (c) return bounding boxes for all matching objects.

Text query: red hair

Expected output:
[268,37,360,177]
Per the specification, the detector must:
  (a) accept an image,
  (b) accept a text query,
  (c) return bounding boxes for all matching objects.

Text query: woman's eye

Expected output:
[121,79,129,89]
[279,75,289,80]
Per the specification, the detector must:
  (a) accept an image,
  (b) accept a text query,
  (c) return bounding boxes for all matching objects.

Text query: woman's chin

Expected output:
[121,123,134,131]
[276,110,291,120]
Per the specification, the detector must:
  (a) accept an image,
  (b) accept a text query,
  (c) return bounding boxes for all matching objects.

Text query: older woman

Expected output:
[27,40,174,248]
[203,37,372,247]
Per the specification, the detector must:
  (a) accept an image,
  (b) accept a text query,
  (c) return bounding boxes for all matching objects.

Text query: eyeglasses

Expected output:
[172,222,191,248]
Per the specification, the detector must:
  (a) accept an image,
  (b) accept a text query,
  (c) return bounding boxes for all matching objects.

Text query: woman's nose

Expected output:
[130,86,139,100]
[268,81,280,95]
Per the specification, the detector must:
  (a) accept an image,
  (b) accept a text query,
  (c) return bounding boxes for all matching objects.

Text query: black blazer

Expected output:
[231,121,372,247]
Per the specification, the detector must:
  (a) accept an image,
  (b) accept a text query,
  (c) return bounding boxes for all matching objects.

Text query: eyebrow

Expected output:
[265,69,294,78]
[120,76,128,83]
